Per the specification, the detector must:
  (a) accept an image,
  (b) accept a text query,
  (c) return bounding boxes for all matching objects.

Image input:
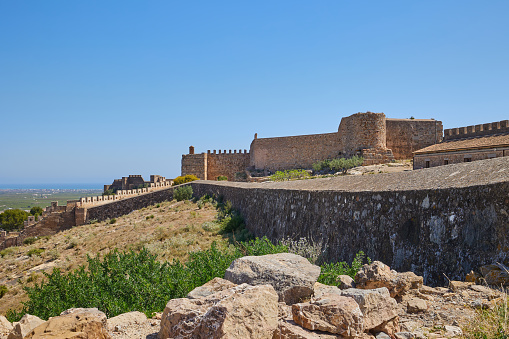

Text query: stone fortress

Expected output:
[182,112,443,180]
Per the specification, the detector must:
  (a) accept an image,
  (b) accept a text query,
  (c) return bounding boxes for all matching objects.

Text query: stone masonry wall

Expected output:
[206,151,250,181]
[190,158,509,286]
[182,153,208,179]
[444,120,509,141]
[386,119,443,159]
[249,132,340,171]
[339,112,386,154]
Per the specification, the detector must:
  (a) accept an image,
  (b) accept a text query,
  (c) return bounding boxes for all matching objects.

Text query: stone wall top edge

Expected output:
[386,118,438,122]
[253,132,338,142]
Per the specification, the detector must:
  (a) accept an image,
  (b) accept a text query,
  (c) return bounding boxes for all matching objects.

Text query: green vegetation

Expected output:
[27,248,45,257]
[0,189,102,211]
[465,298,509,339]
[7,237,288,321]
[172,175,199,186]
[23,237,37,245]
[270,169,311,181]
[312,156,364,174]
[174,185,193,201]
[109,218,117,224]
[217,175,228,181]
[29,206,43,216]
[0,209,30,231]
[318,251,371,284]
[102,189,115,196]
[0,285,7,299]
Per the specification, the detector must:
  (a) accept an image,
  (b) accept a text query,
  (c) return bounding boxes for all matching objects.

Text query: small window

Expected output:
[464,157,471,162]
[444,159,449,165]
[425,161,430,168]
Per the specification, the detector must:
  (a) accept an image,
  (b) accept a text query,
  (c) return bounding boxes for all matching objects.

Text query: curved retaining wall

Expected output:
[190,177,509,286]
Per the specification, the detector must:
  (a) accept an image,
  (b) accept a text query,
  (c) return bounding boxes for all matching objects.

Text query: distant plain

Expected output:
[0,189,103,211]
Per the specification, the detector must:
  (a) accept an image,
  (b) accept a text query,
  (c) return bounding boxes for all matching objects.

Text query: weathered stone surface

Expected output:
[371,317,400,337]
[406,298,428,313]
[449,281,473,292]
[273,320,342,339]
[465,270,482,284]
[187,277,237,299]
[444,325,462,337]
[355,262,422,298]
[7,315,45,339]
[394,332,415,339]
[375,332,391,339]
[106,311,147,332]
[0,316,13,338]
[340,288,397,330]
[480,263,509,286]
[313,283,342,300]
[225,253,321,304]
[292,294,364,337]
[337,275,355,290]
[25,309,110,339]
[160,283,278,339]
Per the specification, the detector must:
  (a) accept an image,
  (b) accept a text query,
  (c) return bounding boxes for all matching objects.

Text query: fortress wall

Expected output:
[86,186,175,222]
[249,132,340,171]
[182,153,208,179]
[206,150,250,181]
[386,119,443,159]
[444,120,509,141]
[190,180,509,286]
[339,112,386,153]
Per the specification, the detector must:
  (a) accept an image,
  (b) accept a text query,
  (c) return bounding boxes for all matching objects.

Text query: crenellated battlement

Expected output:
[444,120,509,141]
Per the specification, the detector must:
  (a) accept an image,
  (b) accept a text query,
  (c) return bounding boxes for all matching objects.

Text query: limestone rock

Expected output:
[187,277,237,299]
[160,283,278,339]
[340,288,398,330]
[337,275,355,290]
[465,270,482,284]
[292,293,364,337]
[25,309,110,339]
[375,332,390,339]
[406,298,428,313]
[480,263,509,286]
[106,311,147,332]
[448,281,473,292]
[273,320,342,339]
[444,325,462,337]
[394,333,415,339]
[7,314,45,339]
[313,282,342,300]
[0,316,13,338]
[225,253,321,304]
[354,261,422,298]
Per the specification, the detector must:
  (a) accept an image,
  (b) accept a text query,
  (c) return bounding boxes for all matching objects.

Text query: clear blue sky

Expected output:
[1,1,508,185]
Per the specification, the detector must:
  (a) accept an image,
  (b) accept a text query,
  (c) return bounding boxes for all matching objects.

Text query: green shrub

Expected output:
[312,156,364,174]
[270,169,311,181]
[217,175,227,181]
[318,251,371,284]
[27,248,44,257]
[174,186,193,202]
[0,209,30,231]
[0,285,7,298]
[172,175,199,186]
[109,218,117,224]
[30,207,44,216]
[23,237,37,245]
[0,247,14,258]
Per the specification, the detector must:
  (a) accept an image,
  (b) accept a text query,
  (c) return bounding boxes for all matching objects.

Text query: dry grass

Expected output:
[463,289,508,338]
[0,199,225,315]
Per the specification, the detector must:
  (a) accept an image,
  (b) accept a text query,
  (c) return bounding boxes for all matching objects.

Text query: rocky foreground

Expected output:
[0,253,506,339]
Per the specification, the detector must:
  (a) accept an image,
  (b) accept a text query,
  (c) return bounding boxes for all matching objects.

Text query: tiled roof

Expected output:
[414,133,509,154]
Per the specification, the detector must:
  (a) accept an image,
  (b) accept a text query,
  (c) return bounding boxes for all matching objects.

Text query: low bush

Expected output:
[27,248,44,257]
[270,169,310,181]
[174,185,193,202]
[109,218,117,224]
[217,175,227,181]
[0,285,7,298]
[172,175,199,186]
[312,156,364,174]
[318,251,371,284]
[0,247,14,258]
[23,237,37,245]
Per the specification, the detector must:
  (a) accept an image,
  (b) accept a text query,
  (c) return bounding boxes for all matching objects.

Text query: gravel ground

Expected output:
[198,157,509,192]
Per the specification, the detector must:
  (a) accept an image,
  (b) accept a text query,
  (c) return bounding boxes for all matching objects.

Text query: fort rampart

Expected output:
[444,120,509,141]
[182,149,250,181]
[190,156,509,286]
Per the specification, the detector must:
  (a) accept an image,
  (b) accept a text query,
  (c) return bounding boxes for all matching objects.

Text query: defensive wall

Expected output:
[182,112,443,178]
[190,156,509,286]
[182,148,250,181]
[444,120,509,141]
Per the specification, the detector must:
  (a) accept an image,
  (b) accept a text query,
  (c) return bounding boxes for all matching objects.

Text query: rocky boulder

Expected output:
[340,288,398,332]
[355,261,423,298]
[292,293,364,337]
[160,283,279,339]
[7,314,45,339]
[106,311,147,333]
[224,253,321,304]
[25,308,110,339]
[0,316,13,338]
[480,263,509,286]
[187,277,236,299]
